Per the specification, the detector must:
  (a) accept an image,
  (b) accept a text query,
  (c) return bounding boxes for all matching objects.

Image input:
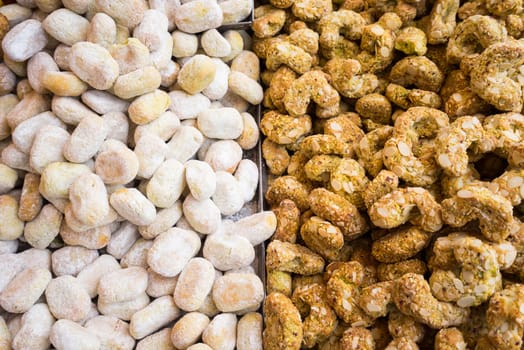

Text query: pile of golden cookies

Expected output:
[1,0,524,349]
[255,0,524,349]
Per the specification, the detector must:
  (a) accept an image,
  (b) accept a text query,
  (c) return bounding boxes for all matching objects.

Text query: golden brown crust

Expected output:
[266,175,311,212]
[284,70,340,117]
[300,134,353,158]
[340,327,375,350]
[359,280,394,318]
[267,66,298,112]
[263,292,304,350]
[326,261,374,326]
[356,93,393,124]
[434,327,468,350]
[470,41,524,112]
[429,233,502,307]
[484,284,524,350]
[292,283,337,348]
[300,216,347,262]
[263,138,291,176]
[388,308,425,342]
[304,155,341,183]
[368,187,443,233]
[266,40,313,74]
[377,259,427,282]
[356,126,394,178]
[272,199,301,243]
[260,111,312,145]
[382,107,449,186]
[441,185,514,242]
[371,226,433,263]
[328,158,369,210]
[392,273,470,329]
[267,270,293,296]
[253,5,287,39]
[308,188,368,240]
[266,240,325,275]
[324,58,380,99]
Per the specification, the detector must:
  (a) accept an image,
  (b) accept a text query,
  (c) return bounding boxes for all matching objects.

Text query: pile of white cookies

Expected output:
[0,0,270,349]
